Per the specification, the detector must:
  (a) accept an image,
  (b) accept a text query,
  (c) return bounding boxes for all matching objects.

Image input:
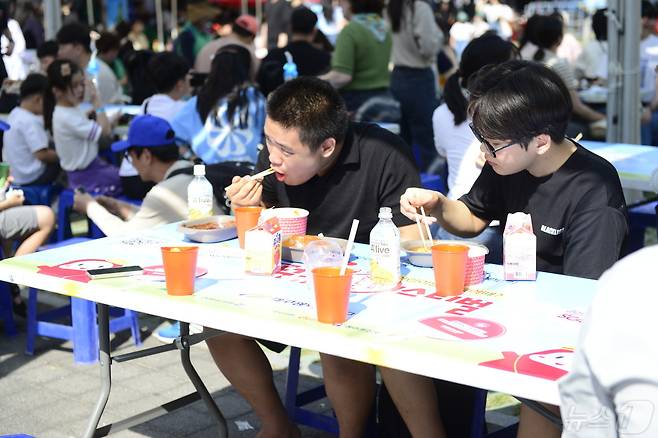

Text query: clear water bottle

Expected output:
[87,51,99,88]
[187,164,214,220]
[283,51,298,82]
[369,207,401,288]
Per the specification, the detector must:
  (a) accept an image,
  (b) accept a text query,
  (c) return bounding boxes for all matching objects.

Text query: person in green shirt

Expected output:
[174,1,218,68]
[320,0,393,115]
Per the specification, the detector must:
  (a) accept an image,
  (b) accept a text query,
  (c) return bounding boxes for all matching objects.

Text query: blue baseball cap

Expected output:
[111,115,176,152]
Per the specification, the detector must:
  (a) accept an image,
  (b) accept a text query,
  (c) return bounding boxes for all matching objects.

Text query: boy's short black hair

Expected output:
[267,77,349,152]
[56,22,91,53]
[291,7,317,35]
[129,145,180,163]
[37,40,59,59]
[467,60,572,145]
[147,52,190,93]
[95,32,121,54]
[20,73,49,99]
[642,0,657,19]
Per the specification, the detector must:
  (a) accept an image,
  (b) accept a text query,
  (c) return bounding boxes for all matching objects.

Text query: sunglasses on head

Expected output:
[469,123,518,158]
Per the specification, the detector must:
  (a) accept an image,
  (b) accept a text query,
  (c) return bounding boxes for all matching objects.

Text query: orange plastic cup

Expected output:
[235,206,263,248]
[161,246,199,295]
[312,267,353,324]
[431,244,469,296]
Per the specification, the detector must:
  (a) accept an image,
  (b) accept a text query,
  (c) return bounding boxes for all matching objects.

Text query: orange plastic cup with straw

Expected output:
[312,219,359,324]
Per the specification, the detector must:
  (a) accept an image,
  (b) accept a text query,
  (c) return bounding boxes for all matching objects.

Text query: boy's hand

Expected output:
[225,175,262,208]
[400,188,442,224]
[5,190,24,207]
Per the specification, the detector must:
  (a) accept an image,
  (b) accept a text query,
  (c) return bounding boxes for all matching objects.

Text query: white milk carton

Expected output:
[245,217,282,275]
[503,212,537,281]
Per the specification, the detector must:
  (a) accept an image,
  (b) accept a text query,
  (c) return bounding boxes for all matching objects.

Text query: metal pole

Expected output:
[87,0,94,27]
[171,0,179,41]
[256,0,263,35]
[606,0,621,142]
[621,0,641,144]
[44,0,62,40]
[155,0,164,51]
[83,304,111,438]
[242,0,248,16]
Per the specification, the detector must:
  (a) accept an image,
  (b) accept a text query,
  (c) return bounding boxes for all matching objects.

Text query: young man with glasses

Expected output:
[73,114,219,236]
[397,60,628,438]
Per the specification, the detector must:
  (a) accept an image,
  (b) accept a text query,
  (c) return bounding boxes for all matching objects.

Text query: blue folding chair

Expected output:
[627,200,658,253]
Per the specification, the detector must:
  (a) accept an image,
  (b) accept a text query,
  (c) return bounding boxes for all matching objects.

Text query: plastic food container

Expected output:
[178,215,237,243]
[260,208,309,237]
[401,240,489,286]
[282,235,347,262]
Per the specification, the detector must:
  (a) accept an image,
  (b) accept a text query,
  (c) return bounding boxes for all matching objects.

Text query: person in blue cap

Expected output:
[73,114,219,236]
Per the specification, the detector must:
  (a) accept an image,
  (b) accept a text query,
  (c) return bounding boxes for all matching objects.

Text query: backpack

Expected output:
[168,161,254,214]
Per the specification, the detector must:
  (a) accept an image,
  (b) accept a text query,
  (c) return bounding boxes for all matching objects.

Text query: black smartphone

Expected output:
[86,265,143,279]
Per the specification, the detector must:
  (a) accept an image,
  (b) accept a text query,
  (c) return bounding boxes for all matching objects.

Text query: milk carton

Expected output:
[245,216,282,275]
[503,212,536,281]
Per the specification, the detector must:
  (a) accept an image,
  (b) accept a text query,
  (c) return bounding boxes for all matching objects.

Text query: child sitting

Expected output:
[3,73,61,186]
[44,59,121,196]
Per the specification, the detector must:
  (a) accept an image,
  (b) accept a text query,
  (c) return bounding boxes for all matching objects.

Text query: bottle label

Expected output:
[370,237,400,287]
[188,195,213,220]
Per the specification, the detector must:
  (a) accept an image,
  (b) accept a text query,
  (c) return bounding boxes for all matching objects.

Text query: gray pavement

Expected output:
[0,293,518,438]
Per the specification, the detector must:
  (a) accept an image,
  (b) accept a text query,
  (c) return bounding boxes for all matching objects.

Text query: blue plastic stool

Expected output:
[0,282,17,336]
[17,184,61,206]
[421,172,447,194]
[627,200,658,252]
[57,189,106,241]
[25,237,141,364]
[284,347,339,434]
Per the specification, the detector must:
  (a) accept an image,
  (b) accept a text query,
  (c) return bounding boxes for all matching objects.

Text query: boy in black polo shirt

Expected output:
[399,61,628,437]
[209,77,424,438]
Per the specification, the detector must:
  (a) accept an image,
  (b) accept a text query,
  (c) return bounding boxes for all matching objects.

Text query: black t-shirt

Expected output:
[257,122,419,243]
[256,41,331,95]
[460,141,628,279]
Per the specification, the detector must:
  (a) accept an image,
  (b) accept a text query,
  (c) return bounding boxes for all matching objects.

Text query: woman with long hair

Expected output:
[386,0,442,172]
[171,44,266,165]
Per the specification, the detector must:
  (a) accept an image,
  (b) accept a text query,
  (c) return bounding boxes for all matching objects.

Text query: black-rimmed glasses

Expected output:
[469,122,518,158]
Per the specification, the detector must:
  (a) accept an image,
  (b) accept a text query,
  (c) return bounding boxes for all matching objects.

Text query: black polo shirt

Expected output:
[460,140,628,279]
[256,122,419,243]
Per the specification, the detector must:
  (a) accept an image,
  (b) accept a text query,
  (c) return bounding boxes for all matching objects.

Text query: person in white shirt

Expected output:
[95,31,125,105]
[574,8,608,82]
[639,1,658,145]
[3,73,60,186]
[119,51,191,199]
[560,244,658,438]
[431,34,515,264]
[73,115,219,236]
[44,59,120,196]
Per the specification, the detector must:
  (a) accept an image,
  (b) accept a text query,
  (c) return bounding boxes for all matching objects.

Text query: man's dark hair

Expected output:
[96,32,121,54]
[467,60,572,145]
[37,40,59,59]
[267,77,349,151]
[20,73,49,99]
[592,9,607,41]
[147,52,189,93]
[349,0,384,15]
[129,145,180,163]
[291,7,317,35]
[56,22,91,53]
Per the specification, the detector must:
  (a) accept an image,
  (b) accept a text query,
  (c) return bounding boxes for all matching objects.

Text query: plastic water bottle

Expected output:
[283,51,298,82]
[187,164,214,220]
[87,51,99,87]
[369,207,400,288]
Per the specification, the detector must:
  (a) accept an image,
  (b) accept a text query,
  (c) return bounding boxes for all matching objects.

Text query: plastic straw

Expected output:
[340,219,359,276]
